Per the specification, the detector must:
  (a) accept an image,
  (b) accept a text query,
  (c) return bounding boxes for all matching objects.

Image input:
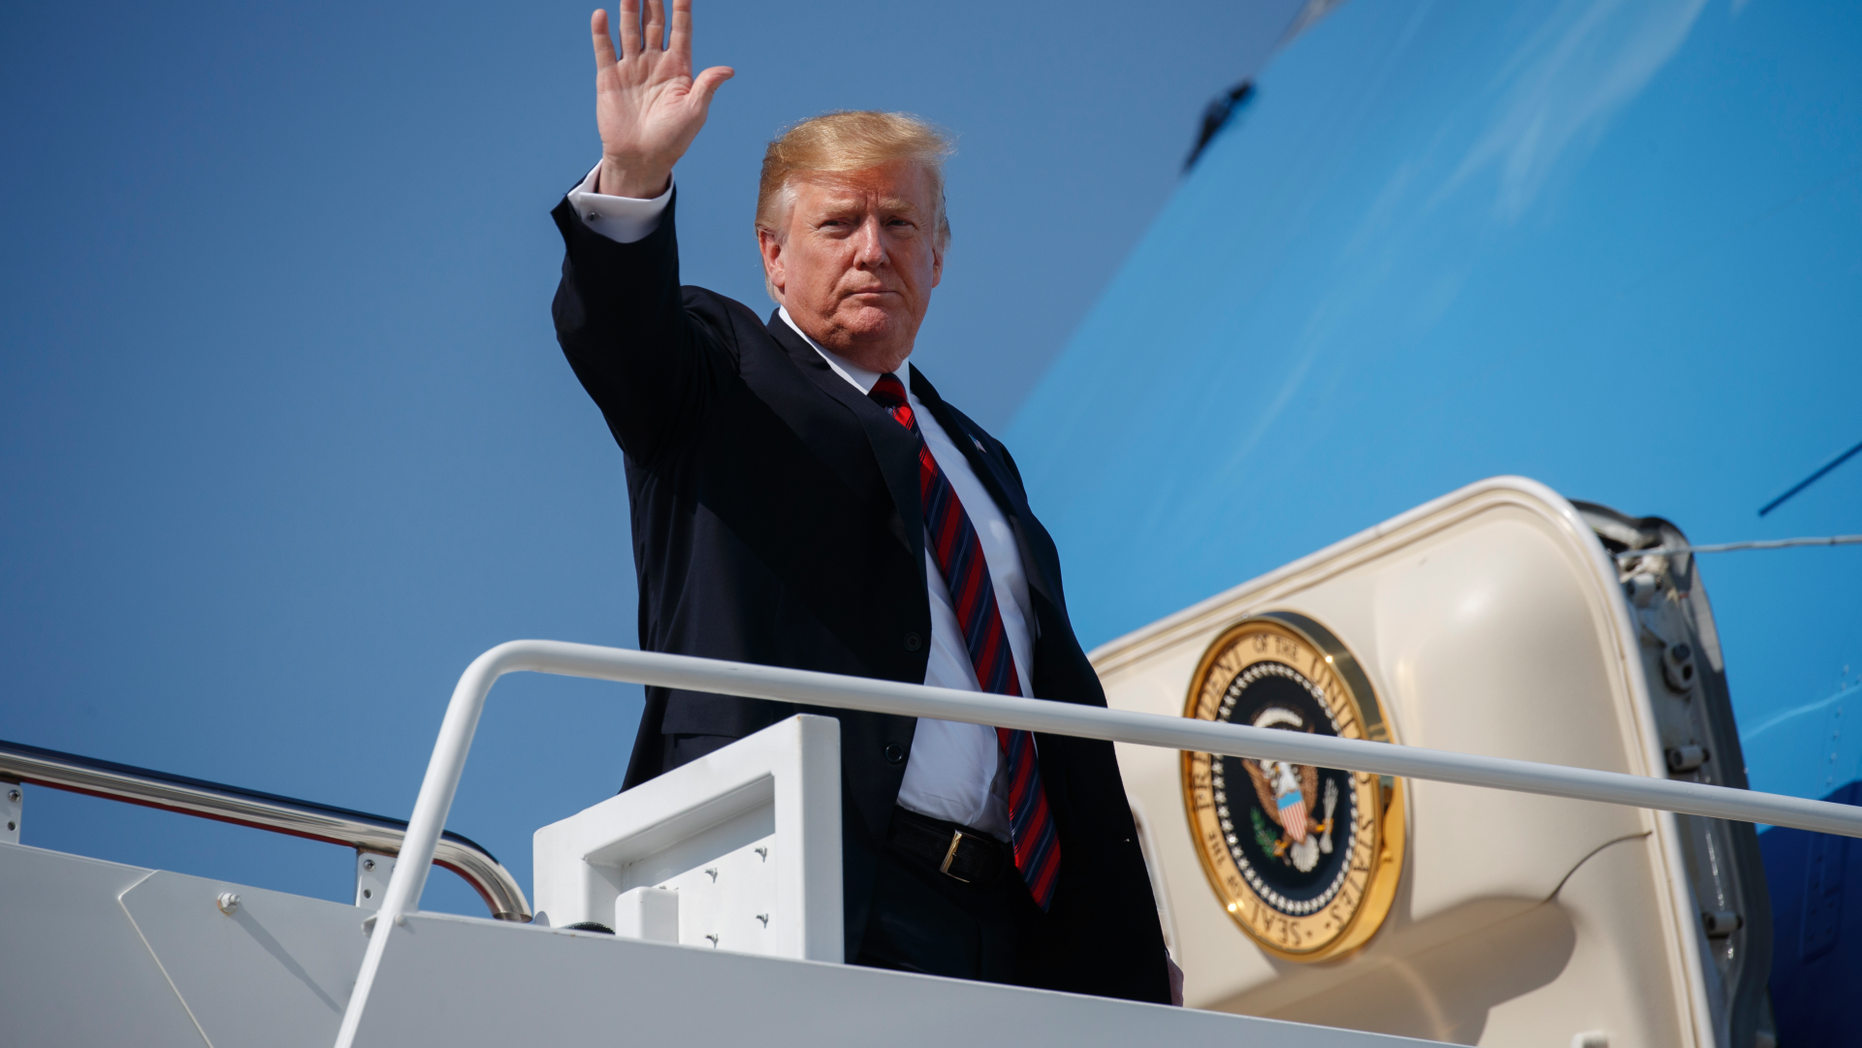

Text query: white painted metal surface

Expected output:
[122,870,367,1046]
[1,835,1436,1048]
[2,844,211,1047]
[354,851,393,910]
[533,713,842,961]
[1,782,18,845]
[345,908,1435,1047]
[614,884,679,941]
[0,841,365,1048]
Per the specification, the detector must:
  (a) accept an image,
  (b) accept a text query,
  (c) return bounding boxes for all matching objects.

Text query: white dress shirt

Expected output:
[569,164,1028,839]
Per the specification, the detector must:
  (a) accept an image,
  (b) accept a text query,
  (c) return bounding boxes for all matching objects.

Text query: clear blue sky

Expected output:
[0,0,1304,914]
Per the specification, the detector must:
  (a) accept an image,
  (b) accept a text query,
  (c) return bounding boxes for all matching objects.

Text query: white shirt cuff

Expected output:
[566,162,673,244]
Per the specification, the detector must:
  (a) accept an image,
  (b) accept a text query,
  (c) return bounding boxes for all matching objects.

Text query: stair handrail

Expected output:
[0,737,530,922]
[335,640,1862,1047]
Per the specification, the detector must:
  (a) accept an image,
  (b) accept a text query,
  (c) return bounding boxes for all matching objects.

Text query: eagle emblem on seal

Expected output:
[1241,707,1340,873]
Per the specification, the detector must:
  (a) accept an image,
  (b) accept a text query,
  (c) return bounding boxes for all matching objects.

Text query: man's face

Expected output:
[758,160,944,374]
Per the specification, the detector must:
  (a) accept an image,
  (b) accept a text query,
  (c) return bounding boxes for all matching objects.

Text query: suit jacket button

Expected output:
[903,632,923,652]
[884,743,906,765]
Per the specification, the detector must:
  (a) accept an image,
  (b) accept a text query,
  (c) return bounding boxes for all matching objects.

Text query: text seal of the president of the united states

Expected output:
[1181,612,1405,961]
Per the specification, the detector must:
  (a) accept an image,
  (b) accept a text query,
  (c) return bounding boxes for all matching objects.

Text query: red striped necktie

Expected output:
[869,373,1062,911]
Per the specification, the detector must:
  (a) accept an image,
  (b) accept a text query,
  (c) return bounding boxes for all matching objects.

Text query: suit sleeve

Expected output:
[550,189,731,467]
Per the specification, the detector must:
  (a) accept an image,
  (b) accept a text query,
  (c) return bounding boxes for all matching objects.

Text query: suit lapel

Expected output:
[764,313,925,569]
[908,365,1066,615]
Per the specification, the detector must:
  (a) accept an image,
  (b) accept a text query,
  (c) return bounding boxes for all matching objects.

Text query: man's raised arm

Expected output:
[552,1,733,464]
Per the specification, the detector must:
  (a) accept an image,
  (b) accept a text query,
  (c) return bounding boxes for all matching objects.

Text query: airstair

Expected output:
[2,479,1847,1047]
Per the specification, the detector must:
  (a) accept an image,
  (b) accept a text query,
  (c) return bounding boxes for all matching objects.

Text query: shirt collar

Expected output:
[779,306,909,398]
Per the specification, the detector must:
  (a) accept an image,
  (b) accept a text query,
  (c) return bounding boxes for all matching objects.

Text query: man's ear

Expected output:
[930,240,944,289]
[757,226,787,299]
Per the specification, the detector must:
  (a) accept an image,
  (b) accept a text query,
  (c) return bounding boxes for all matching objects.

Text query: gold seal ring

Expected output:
[1180,612,1405,962]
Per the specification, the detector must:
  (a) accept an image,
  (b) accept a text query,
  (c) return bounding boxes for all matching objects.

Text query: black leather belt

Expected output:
[888,806,1011,884]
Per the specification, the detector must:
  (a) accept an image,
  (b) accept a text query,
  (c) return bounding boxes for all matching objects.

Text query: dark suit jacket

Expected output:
[550,190,1169,1003]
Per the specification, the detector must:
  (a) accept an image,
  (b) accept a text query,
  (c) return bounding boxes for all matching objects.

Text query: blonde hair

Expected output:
[755,110,955,248]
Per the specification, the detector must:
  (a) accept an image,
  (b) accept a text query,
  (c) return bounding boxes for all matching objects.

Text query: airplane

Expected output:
[1,1,1854,1045]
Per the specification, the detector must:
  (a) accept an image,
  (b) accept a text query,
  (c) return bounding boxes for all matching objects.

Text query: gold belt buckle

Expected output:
[939,830,971,882]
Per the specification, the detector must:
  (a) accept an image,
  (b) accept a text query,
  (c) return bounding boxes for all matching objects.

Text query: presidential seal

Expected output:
[1181,612,1405,962]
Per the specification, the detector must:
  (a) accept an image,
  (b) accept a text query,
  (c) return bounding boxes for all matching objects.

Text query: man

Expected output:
[552,0,1176,1004]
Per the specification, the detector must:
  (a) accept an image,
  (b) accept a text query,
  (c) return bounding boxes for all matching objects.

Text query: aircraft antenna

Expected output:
[1759,436,1862,516]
